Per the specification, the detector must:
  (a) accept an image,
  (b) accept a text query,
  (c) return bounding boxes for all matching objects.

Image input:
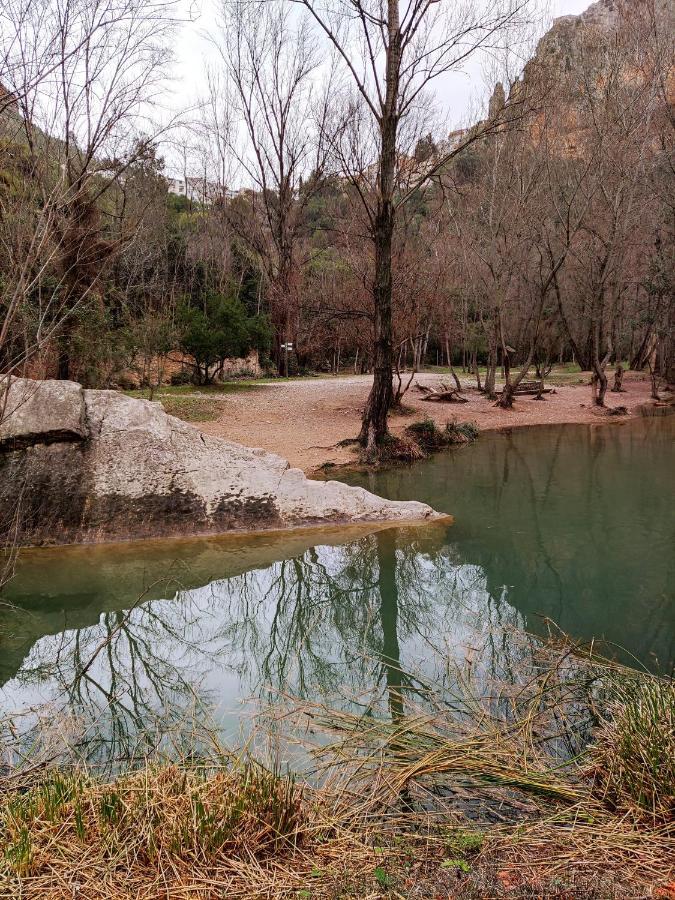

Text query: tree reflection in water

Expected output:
[4,420,671,768]
[1,527,534,768]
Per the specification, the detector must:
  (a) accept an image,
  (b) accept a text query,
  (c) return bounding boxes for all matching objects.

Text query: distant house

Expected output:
[447,128,468,149]
[166,175,241,205]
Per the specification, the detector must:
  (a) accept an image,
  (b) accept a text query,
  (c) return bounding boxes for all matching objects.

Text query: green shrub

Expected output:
[405,418,479,453]
[406,417,446,451]
[445,420,479,442]
[588,675,675,822]
[170,370,193,386]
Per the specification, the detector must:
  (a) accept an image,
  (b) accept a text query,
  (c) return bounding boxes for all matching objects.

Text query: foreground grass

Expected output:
[5,762,670,898]
[1,643,672,898]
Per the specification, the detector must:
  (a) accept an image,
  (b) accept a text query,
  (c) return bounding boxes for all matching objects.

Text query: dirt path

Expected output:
[197,371,664,472]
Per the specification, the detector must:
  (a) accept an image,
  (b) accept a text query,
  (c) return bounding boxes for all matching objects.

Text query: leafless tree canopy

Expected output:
[0,0,672,423]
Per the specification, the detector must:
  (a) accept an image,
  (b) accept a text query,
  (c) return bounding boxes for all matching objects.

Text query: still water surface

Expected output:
[1,418,673,759]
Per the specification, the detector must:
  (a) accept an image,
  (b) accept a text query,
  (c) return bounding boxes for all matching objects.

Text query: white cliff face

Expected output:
[0,378,444,546]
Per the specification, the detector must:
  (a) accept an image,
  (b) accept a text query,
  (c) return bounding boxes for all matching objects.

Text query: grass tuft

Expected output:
[588,674,675,823]
[405,417,479,453]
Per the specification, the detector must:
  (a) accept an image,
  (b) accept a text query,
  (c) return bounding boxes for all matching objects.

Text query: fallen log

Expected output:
[417,381,469,403]
[496,381,552,397]
[421,391,469,403]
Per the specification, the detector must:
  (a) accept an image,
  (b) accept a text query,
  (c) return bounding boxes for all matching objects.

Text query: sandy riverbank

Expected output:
[197,370,669,472]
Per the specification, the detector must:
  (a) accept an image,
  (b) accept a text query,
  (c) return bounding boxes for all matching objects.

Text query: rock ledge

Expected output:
[0,378,444,546]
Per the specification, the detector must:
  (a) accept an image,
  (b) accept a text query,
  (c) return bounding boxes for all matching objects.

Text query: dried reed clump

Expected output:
[587,673,675,823]
[372,432,427,462]
[0,761,380,898]
[290,641,675,895]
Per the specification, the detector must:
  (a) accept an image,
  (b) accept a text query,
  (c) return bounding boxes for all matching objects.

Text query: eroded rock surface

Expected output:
[0,378,442,546]
[0,377,86,449]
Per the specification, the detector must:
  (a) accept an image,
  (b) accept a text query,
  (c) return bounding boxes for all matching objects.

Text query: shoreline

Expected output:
[194,370,672,474]
[7,513,454,554]
[313,412,673,478]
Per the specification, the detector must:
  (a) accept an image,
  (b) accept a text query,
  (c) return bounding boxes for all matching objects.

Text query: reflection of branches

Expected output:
[210,530,532,723]
[3,528,542,768]
[8,589,224,767]
[505,432,565,624]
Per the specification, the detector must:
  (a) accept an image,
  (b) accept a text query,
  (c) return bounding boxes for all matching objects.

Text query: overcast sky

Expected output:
[166,0,595,178]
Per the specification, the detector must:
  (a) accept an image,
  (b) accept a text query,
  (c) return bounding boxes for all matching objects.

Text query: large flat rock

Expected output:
[0,378,444,546]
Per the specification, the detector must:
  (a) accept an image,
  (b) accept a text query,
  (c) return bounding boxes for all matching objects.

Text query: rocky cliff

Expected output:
[530,0,673,78]
[0,379,443,546]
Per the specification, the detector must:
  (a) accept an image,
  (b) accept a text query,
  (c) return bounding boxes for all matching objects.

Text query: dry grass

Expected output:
[160,395,226,422]
[1,639,673,898]
[0,762,385,899]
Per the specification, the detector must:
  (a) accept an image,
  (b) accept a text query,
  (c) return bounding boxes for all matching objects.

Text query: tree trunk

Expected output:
[647,339,659,400]
[499,349,534,408]
[357,0,400,452]
[472,352,482,391]
[57,342,71,381]
[497,301,545,409]
[484,334,497,399]
[445,336,461,391]
[553,271,589,370]
[420,324,429,370]
[484,357,496,398]
[56,316,75,380]
[590,321,607,407]
[631,328,652,370]
[359,204,395,449]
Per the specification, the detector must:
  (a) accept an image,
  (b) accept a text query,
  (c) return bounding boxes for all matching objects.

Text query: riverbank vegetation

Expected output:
[1,638,673,898]
[378,417,480,463]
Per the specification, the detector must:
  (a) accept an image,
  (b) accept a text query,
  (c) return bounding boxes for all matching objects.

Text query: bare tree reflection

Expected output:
[1,528,537,768]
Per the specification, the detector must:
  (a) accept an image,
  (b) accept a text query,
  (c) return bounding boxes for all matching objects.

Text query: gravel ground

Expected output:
[196,370,666,472]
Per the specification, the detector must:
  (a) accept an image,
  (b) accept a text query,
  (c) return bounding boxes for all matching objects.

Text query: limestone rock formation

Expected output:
[0,378,443,546]
[0,378,86,449]
[531,0,673,74]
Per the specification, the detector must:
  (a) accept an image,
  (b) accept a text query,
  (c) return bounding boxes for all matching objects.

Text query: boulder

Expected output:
[0,377,86,449]
[0,378,444,546]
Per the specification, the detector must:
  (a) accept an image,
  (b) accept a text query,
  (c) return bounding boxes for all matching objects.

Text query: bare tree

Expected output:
[0,0,178,383]
[539,0,673,406]
[214,0,334,375]
[291,0,534,451]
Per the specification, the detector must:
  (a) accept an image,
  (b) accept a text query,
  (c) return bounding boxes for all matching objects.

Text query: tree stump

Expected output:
[611,364,626,393]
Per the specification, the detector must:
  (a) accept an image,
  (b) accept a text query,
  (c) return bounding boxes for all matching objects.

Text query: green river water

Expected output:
[1,417,673,761]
